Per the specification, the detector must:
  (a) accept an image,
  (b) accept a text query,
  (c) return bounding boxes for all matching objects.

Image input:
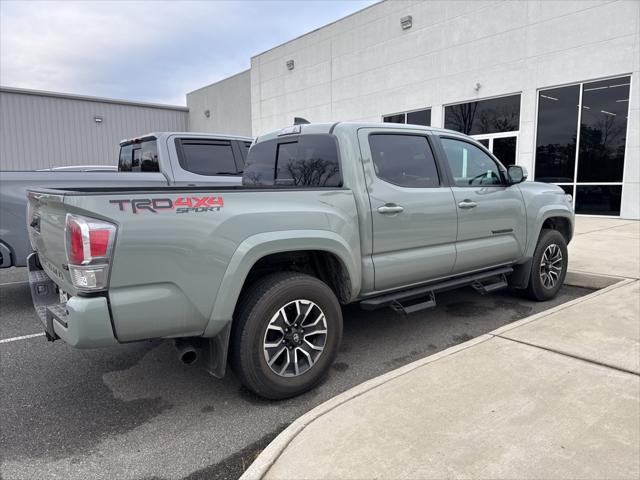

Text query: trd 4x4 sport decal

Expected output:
[109,196,224,214]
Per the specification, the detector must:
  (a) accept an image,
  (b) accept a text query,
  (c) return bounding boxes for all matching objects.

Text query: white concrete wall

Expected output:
[187,70,252,137]
[249,0,640,219]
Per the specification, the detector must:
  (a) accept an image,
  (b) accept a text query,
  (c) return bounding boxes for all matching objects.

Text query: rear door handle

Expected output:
[377,204,404,215]
[458,200,477,209]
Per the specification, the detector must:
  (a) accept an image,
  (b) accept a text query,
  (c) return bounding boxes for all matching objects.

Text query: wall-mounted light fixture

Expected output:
[204,109,211,118]
[286,59,295,71]
[400,15,412,30]
[94,116,103,123]
[474,83,481,92]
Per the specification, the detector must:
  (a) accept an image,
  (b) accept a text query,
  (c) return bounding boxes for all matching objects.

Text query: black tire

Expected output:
[526,229,568,301]
[229,272,343,400]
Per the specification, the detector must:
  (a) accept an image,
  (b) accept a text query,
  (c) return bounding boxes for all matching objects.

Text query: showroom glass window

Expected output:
[443,94,520,168]
[383,108,431,126]
[534,76,630,216]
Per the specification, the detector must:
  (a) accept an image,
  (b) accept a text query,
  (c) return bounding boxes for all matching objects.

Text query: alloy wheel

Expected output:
[539,243,563,289]
[262,299,328,377]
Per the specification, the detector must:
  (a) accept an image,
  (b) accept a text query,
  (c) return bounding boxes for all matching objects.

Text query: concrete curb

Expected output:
[240,272,632,480]
[240,334,493,479]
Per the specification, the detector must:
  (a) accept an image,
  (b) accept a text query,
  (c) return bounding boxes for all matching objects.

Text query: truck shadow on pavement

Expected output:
[0,284,591,479]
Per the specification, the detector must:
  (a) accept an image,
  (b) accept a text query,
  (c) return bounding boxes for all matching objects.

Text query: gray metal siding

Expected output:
[0,90,189,170]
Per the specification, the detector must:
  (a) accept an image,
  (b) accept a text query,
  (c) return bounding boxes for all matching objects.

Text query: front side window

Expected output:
[441,138,504,187]
[368,134,439,188]
[177,140,238,176]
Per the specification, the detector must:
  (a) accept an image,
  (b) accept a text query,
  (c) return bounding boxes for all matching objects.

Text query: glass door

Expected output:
[472,133,518,167]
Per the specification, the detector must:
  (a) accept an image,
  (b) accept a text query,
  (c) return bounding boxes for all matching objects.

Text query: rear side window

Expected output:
[119,140,159,172]
[243,134,341,187]
[176,139,239,176]
[368,134,439,187]
[119,145,133,171]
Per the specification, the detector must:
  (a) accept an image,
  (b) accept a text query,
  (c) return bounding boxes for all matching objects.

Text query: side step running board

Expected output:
[472,274,509,295]
[361,266,513,315]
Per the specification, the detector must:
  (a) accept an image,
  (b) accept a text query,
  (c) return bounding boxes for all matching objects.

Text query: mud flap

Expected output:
[204,322,232,378]
[509,259,533,289]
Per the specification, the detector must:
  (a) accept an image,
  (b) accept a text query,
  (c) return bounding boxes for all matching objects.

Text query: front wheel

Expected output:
[526,229,568,301]
[230,272,343,400]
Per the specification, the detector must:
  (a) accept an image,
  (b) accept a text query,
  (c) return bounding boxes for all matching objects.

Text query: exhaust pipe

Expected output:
[175,339,200,365]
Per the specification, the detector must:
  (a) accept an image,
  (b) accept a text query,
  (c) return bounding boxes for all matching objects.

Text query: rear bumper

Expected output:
[28,253,118,348]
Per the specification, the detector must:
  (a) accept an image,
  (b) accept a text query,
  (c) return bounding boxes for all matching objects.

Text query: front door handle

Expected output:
[458,200,477,209]
[377,204,404,215]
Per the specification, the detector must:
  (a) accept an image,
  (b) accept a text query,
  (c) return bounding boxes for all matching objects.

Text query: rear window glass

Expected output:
[176,140,239,176]
[119,140,159,172]
[243,134,341,187]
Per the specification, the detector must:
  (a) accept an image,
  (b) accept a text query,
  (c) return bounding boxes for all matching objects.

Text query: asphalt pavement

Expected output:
[0,267,590,480]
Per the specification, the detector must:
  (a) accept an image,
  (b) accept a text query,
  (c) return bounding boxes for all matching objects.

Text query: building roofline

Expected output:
[0,86,189,111]
[186,69,251,95]
[250,0,382,60]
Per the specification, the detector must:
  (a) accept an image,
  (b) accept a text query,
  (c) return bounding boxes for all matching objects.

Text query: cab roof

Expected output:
[255,122,465,144]
[119,131,253,146]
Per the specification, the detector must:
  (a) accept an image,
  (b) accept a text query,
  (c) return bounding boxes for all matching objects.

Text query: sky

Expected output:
[0,0,375,106]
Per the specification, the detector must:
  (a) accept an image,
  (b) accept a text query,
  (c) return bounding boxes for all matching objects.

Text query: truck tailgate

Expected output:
[27,191,76,293]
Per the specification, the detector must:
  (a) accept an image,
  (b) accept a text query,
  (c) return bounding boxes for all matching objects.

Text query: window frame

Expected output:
[367,131,444,189]
[436,135,509,188]
[174,138,242,176]
[531,74,632,215]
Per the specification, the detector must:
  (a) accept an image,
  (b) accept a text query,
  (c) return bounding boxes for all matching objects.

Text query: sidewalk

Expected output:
[243,217,640,480]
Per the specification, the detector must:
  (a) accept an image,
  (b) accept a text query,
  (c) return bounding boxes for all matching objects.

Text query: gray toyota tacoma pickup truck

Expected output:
[26,122,574,399]
[0,132,250,268]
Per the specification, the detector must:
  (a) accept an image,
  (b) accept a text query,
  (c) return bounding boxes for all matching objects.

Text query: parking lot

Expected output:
[0,267,591,480]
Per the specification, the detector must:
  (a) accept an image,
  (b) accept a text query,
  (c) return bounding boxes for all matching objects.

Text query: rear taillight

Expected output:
[65,214,116,291]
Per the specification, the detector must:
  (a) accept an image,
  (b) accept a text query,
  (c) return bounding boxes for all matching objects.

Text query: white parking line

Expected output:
[0,333,44,344]
[0,280,29,287]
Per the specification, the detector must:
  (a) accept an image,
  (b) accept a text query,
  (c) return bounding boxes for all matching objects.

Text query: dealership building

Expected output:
[187,0,639,219]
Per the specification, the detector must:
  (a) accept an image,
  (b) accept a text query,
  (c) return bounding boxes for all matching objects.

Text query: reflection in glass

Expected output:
[534,85,580,183]
[444,94,520,135]
[244,135,341,187]
[558,185,574,198]
[492,136,517,167]
[369,134,439,188]
[575,185,622,216]
[577,77,630,182]
[407,109,431,126]
[441,138,504,186]
[383,113,405,124]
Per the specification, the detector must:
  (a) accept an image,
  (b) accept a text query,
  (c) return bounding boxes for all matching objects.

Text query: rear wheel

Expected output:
[230,272,342,400]
[526,229,568,301]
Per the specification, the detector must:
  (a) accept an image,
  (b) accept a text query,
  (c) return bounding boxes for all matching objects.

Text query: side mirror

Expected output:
[507,165,528,184]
